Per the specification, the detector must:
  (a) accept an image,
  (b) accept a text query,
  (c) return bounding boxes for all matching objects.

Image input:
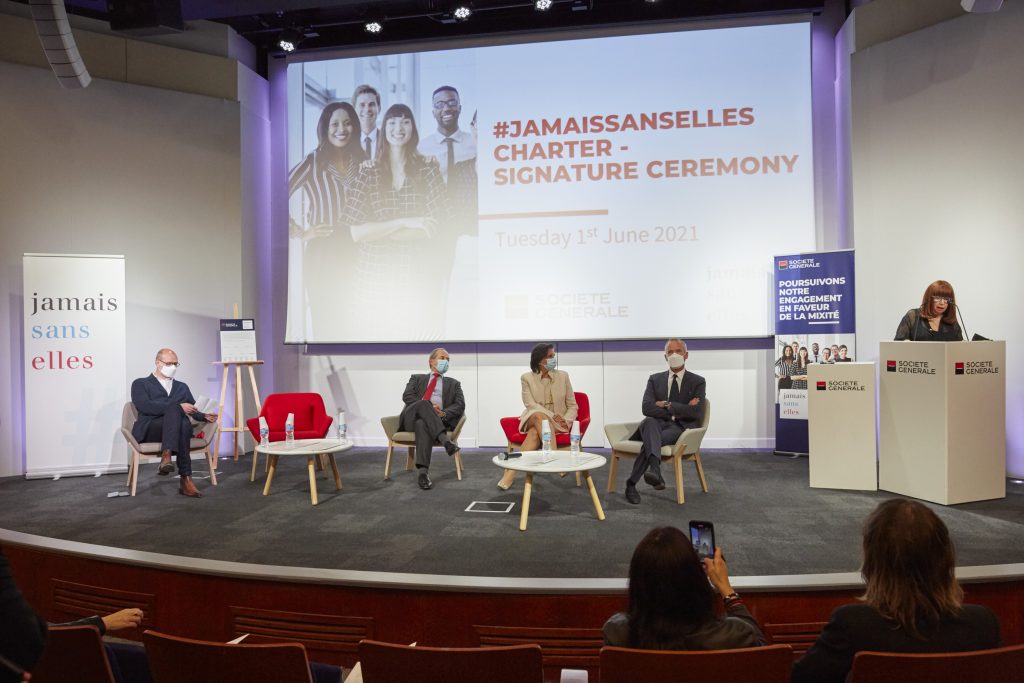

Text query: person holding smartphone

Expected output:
[603,526,765,650]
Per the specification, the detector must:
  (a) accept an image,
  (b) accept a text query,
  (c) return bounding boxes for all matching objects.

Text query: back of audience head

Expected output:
[861,499,962,637]
[627,526,713,648]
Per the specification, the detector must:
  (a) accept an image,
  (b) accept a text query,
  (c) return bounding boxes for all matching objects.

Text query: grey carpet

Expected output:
[1,450,1022,578]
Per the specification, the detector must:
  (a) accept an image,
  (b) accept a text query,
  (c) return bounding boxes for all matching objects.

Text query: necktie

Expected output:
[443,137,455,182]
[422,373,441,401]
[364,135,372,159]
[669,374,681,403]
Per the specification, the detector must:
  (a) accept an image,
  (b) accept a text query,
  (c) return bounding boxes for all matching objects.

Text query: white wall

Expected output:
[300,346,775,449]
[851,4,1024,476]
[0,60,246,477]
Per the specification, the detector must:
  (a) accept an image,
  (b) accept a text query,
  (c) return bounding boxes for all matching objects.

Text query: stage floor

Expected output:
[1,449,1022,579]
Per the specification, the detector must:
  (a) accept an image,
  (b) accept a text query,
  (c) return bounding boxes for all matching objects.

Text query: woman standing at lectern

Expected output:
[894,280,963,341]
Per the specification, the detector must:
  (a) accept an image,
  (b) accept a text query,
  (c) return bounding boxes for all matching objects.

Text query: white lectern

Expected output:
[879,341,1005,505]
[808,362,877,491]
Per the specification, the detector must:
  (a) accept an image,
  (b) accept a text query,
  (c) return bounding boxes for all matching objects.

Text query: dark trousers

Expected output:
[400,400,450,470]
[142,404,194,477]
[628,417,683,484]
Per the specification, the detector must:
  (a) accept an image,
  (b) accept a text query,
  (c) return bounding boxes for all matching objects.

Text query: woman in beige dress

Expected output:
[497,342,578,490]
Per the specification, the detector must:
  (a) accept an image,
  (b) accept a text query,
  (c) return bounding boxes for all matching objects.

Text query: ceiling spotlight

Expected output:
[364,21,383,34]
[535,0,553,10]
[277,27,304,52]
[453,5,472,20]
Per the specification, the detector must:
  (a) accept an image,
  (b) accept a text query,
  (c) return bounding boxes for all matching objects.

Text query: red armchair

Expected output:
[500,391,591,452]
[246,393,333,480]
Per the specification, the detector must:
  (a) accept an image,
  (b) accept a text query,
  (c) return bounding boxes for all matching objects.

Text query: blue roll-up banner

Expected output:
[773,250,856,455]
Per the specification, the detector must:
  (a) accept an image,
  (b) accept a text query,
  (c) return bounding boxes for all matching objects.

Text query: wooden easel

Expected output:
[212,304,263,462]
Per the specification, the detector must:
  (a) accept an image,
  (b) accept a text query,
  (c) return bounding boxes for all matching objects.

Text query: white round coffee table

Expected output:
[492,450,608,531]
[255,438,353,506]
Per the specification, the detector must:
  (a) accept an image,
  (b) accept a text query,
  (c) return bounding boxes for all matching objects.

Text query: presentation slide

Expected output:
[285,21,814,343]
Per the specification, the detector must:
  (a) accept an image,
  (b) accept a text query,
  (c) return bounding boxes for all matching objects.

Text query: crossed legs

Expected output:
[498,412,558,490]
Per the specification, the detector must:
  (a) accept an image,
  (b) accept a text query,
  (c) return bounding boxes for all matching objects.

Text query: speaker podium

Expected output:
[808,362,878,491]
[879,341,1006,505]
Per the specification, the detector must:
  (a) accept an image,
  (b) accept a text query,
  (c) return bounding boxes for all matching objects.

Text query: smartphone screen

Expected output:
[688,520,716,560]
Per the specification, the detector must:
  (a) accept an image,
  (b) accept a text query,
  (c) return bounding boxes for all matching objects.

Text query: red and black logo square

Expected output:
[954,362,965,375]
[886,360,897,372]
[778,260,788,269]
[816,381,827,391]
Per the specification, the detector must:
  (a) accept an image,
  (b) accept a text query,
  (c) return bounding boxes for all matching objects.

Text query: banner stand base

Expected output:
[773,450,807,457]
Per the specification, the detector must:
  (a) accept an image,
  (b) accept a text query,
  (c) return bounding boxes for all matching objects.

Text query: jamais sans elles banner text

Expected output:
[285,22,814,343]
[23,254,126,478]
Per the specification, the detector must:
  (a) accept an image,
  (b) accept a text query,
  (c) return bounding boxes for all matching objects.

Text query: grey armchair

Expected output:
[604,398,711,504]
[120,402,219,496]
[380,413,467,481]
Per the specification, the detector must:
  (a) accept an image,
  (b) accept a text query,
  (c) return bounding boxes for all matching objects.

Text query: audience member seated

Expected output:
[792,499,1002,683]
[603,527,766,650]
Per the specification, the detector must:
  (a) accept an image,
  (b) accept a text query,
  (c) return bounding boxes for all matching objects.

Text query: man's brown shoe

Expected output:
[178,476,202,498]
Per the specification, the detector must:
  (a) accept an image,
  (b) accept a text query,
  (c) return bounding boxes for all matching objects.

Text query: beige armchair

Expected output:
[380,413,467,481]
[604,399,711,504]
[120,402,219,496]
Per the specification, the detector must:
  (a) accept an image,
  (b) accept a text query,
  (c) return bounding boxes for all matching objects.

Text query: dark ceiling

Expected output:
[55,0,831,72]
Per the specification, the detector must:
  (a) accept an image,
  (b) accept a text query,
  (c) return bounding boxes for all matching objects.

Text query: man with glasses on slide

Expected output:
[130,348,216,498]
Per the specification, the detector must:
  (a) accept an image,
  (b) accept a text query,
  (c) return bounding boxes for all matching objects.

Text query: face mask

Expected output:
[667,353,686,371]
[435,359,449,375]
[546,355,557,371]
[159,363,177,379]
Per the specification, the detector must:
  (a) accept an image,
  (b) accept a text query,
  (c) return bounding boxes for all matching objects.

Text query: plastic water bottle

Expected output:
[258,416,269,448]
[285,412,295,444]
[569,421,581,462]
[541,419,552,455]
[337,411,347,443]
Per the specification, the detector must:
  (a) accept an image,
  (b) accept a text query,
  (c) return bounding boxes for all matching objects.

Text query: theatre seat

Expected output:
[121,402,218,497]
[144,629,315,683]
[30,625,115,683]
[599,644,793,683]
[848,644,1024,683]
[499,392,591,452]
[246,393,333,480]
[380,413,466,480]
[358,639,543,683]
[604,398,711,504]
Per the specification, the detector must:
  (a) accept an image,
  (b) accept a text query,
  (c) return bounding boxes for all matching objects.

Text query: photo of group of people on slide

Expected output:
[774,336,856,392]
[287,55,478,342]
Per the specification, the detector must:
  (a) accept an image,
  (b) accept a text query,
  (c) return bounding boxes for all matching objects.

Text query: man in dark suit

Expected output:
[399,348,465,490]
[625,338,706,505]
[130,348,217,498]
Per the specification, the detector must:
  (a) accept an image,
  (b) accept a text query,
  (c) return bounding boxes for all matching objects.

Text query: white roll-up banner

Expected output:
[23,254,126,478]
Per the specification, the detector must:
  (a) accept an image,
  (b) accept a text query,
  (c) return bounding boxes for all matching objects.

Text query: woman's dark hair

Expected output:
[377,103,426,185]
[529,343,555,373]
[782,345,794,360]
[861,499,963,638]
[627,527,715,649]
[797,346,809,368]
[919,280,957,325]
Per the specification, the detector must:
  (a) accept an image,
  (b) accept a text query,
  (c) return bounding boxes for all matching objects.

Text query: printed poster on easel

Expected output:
[219,318,257,362]
[772,249,856,456]
[23,253,126,478]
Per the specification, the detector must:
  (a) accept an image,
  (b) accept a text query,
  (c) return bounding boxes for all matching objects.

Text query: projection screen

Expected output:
[285,21,814,343]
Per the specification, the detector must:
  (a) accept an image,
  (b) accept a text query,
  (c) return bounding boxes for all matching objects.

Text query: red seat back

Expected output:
[849,644,1024,683]
[246,393,331,442]
[31,625,115,683]
[143,629,314,683]
[599,644,794,683]
[358,639,543,683]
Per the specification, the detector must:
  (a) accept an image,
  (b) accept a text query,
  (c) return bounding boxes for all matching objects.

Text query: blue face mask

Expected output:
[545,355,557,371]
[435,359,449,375]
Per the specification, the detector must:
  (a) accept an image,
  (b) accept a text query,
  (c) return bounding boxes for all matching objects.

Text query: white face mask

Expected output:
[159,363,177,379]
[667,352,686,371]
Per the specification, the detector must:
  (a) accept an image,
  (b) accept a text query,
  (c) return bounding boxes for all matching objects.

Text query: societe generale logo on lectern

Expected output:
[954,362,965,375]
[886,360,896,372]
[816,381,827,391]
